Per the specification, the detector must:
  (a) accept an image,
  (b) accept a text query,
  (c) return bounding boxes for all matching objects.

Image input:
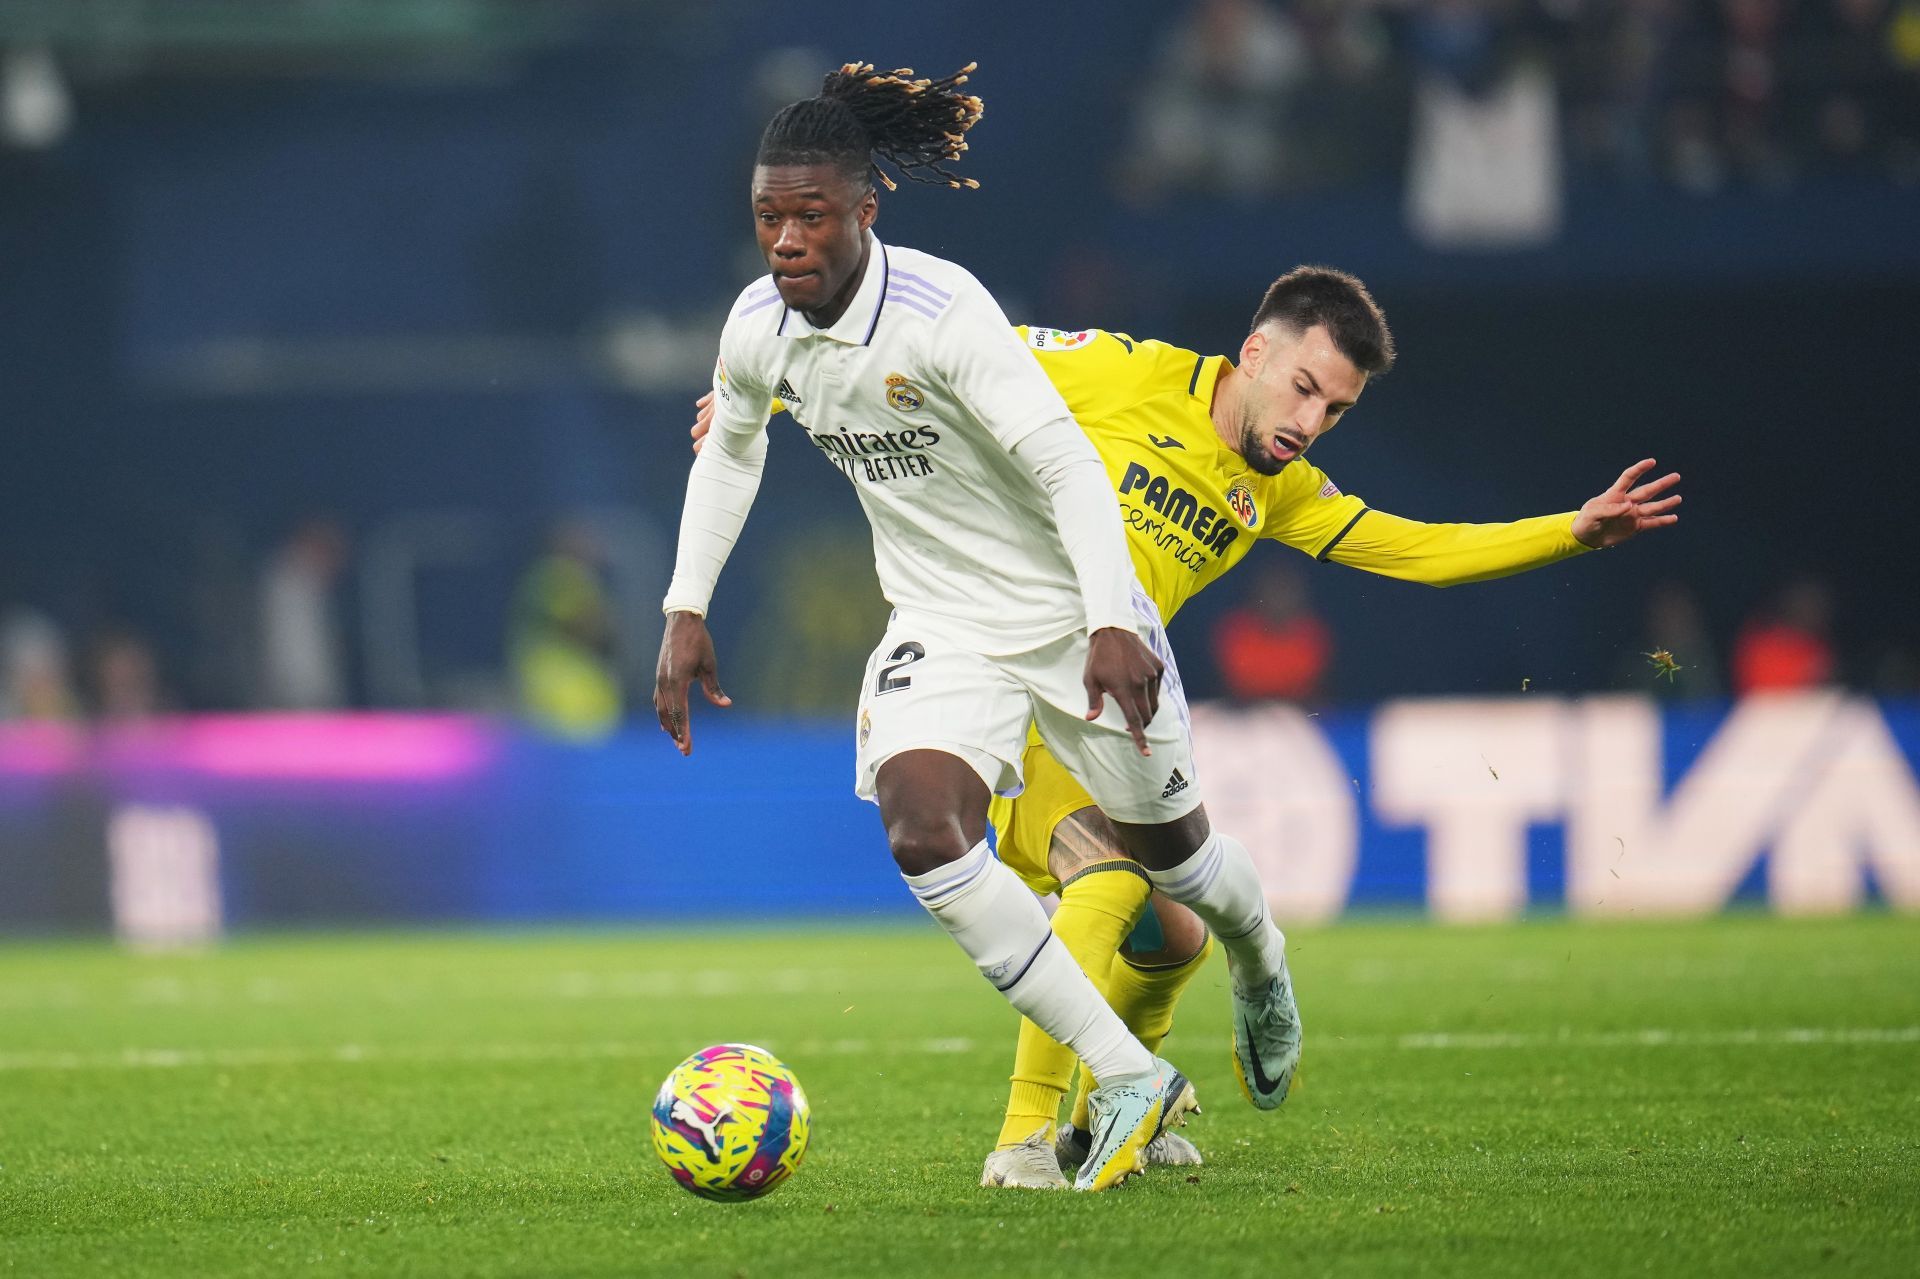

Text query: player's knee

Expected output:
[885,814,973,877]
[1124,894,1210,966]
[1154,894,1211,962]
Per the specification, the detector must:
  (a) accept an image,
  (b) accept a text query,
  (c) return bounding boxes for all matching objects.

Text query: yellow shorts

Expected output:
[988,727,1102,897]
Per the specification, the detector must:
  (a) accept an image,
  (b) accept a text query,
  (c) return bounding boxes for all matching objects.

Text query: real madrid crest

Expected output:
[1225,480,1259,529]
[858,708,872,747]
[885,373,924,413]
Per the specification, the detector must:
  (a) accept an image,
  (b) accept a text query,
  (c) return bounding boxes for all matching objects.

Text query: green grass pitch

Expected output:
[2,913,1917,1277]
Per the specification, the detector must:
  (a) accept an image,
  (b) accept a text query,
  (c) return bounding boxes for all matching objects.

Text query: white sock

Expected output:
[1143,831,1287,994]
[903,841,1155,1084]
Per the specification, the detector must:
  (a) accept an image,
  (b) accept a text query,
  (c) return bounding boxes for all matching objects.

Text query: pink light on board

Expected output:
[178,714,496,781]
[0,722,85,775]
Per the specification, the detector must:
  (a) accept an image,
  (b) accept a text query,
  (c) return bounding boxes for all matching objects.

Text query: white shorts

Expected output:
[852,591,1201,826]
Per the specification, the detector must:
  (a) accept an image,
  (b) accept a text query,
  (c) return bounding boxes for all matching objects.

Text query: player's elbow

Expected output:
[704,427,768,467]
[1379,569,1464,589]
[1358,560,1463,589]
[1387,557,1476,588]
[1029,449,1104,499]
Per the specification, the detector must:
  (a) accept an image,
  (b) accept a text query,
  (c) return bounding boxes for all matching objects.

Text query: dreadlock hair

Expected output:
[756,61,985,193]
[1251,266,1396,376]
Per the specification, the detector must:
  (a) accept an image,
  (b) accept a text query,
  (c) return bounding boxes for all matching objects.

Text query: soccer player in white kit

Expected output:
[654,62,1300,1191]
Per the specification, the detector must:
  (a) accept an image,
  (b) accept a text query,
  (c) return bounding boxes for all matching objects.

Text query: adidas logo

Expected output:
[775,378,803,405]
[1161,768,1190,799]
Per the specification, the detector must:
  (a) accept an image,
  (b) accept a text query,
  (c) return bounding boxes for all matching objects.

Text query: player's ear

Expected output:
[856,185,878,231]
[1238,329,1267,376]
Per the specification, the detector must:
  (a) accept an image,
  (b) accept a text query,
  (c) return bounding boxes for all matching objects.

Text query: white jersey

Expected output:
[704,233,1107,655]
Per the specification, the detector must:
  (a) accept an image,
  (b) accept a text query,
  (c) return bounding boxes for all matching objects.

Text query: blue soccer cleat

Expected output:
[1231,964,1302,1110]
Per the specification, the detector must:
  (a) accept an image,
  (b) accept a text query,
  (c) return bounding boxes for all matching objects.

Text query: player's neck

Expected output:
[801,238,874,331]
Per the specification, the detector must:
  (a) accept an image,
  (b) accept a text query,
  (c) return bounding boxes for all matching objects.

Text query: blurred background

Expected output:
[2,0,1917,940]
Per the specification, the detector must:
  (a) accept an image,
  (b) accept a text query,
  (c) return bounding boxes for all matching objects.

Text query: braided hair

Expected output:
[756,61,985,192]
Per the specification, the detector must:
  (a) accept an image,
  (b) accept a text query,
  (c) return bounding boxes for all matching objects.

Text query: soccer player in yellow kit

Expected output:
[691,266,1682,1188]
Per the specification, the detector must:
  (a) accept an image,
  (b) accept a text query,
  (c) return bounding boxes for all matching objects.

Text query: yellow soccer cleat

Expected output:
[1057,1119,1205,1171]
[1074,1058,1198,1191]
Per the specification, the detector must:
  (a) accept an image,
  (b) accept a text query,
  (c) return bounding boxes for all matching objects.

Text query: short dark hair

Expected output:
[757,61,985,193]
[1251,267,1395,375]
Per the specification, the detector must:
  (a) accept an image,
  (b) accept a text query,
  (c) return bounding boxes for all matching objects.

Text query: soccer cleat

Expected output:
[1074,1057,1198,1192]
[1058,1120,1203,1171]
[1144,1129,1204,1166]
[1053,1122,1091,1173]
[1231,964,1303,1110]
[980,1128,1068,1190]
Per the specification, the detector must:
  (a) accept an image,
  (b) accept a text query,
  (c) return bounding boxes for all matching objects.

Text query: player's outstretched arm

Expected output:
[653,610,731,756]
[1306,457,1682,587]
[1571,458,1682,549]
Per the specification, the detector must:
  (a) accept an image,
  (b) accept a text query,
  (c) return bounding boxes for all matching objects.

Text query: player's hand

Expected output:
[654,610,732,756]
[691,392,715,455]
[1572,458,1682,549]
[1084,627,1164,756]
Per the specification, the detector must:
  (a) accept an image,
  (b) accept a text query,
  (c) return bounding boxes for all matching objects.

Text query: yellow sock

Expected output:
[994,861,1150,1149]
[1069,932,1216,1131]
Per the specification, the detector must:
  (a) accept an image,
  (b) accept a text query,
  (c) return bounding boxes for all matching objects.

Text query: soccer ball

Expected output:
[651,1043,811,1202]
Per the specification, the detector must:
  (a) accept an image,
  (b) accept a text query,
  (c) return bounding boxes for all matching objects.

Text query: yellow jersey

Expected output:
[985,326,1591,894]
[1013,326,1590,626]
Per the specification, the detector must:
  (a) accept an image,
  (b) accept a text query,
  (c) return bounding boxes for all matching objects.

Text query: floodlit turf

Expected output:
[2,914,1917,1278]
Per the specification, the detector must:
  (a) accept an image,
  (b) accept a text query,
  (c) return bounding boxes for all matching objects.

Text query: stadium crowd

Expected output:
[0,554,1903,726]
[1127,0,1920,201]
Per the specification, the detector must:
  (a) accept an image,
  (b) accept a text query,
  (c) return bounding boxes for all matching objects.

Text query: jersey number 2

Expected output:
[875,642,926,695]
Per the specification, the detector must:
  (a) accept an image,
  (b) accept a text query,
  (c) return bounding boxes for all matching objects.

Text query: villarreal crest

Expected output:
[1225,480,1259,529]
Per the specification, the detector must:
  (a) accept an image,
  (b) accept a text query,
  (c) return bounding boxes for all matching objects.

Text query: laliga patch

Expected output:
[713,357,733,403]
[884,373,924,412]
[1026,328,1095,352]
[1318,479,1342,498]
[1226,480,1259,529]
